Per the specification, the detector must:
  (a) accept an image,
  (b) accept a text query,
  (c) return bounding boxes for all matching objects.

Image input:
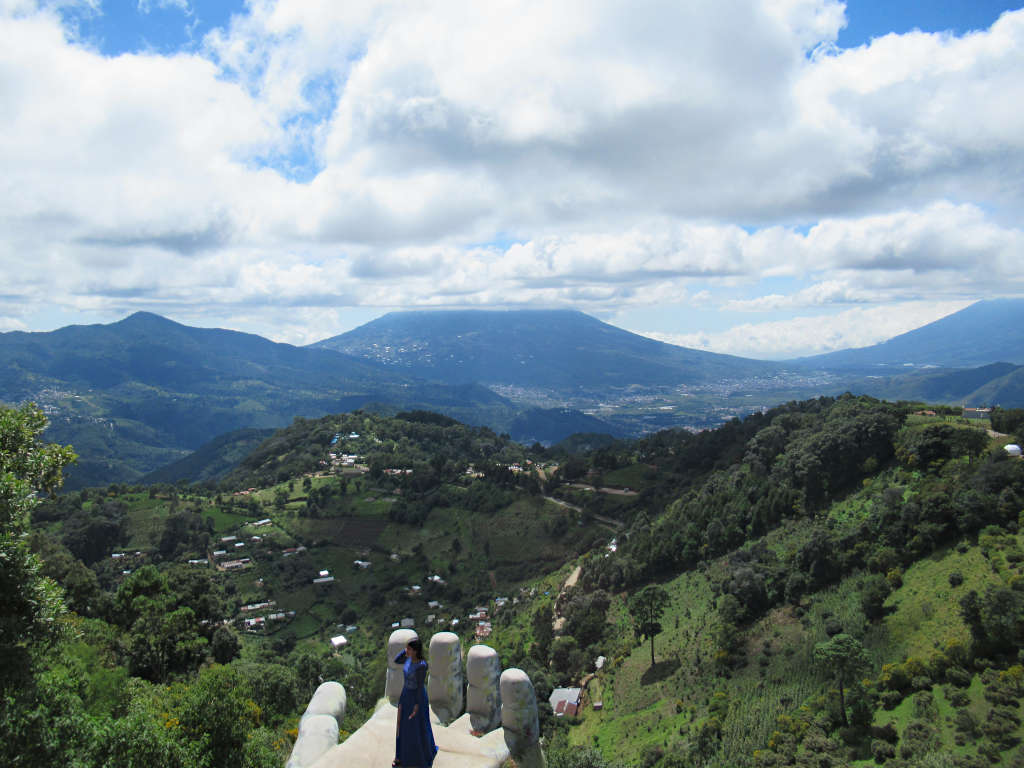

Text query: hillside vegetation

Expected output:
[6,396,1024,768]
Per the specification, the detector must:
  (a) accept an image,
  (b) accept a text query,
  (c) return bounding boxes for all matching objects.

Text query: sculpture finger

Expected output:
[427,631,464,724]
[466,644,502,733]
[286,681,347,768]
[386,628,419,705]
[501,668,543,767]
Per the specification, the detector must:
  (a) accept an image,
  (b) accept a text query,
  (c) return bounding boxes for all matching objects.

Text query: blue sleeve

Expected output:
[394,650,408,664]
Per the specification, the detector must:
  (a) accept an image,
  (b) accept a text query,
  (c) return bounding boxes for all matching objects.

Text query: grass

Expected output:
[881,544,990,660]
[556,502,1024,767]
[601,463,657,490]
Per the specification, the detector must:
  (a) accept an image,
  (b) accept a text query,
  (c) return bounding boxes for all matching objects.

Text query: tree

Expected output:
[211,626,241,664]
[860,573,892,621]
[813,633,870,726]
[629,585,669,667]
[0,403,75,680]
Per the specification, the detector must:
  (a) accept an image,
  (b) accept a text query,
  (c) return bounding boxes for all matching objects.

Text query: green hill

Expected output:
[14,398,1024,768]
[0,312,514,488]
[139,427,276,486]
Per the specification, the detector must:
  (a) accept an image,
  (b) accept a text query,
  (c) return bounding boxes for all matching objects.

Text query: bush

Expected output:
[898,720,940,761]
[911,675,933,691]
[946,667,972,688]
[912,691,938,720]
[950,690,971,708]
[871,739,897,763]
[881,690,904,709]
[861,573,893,621]
[871,723,899,743]
[954,709,978,736]
[949,571,965,587]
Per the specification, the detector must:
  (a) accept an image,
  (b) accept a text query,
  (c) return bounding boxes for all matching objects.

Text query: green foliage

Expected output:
[546,745,627,768]
[0,403,75,678]
[991,407,1024,436]
[895,422,989,470]
[629,584,669,667]
[114,565,214,682]
[813,634,870,727]
[563,588,611,648]
[861,573,893,621]
[960,583,1024,659]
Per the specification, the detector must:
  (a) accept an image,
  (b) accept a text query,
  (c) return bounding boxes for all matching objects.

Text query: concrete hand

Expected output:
[287,629,543,768]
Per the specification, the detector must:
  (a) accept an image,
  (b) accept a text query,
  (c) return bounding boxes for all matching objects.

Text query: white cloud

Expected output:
[641,301,973,359]
[1,1,1023,346]
[137,0,189,13]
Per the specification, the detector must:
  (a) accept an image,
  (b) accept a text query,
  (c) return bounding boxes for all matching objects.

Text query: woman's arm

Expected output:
[414,662,427,691]
[393,650,408,664]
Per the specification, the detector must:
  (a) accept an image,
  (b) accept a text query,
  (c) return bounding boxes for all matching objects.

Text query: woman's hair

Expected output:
[408,638,424,659]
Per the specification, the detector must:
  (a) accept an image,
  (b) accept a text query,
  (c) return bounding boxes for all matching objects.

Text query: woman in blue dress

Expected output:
[393,638,438,767]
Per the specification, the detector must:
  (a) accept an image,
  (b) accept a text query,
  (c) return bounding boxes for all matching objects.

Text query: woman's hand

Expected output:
[409,704,418,720]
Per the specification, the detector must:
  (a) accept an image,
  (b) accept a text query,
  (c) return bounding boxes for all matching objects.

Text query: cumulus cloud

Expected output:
[1,1,1023,351]
[641,301,974,360]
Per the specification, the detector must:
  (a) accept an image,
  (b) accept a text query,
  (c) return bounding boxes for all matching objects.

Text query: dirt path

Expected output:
[543,496,623,530]
[552,565,582,633]
[564,565,581,590]
[566,483,638,496]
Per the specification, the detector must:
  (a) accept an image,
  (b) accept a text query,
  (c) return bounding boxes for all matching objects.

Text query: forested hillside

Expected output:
[6,397,1024,768]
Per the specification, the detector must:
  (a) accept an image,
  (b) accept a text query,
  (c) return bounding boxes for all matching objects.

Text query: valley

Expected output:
[8,396,1024,767]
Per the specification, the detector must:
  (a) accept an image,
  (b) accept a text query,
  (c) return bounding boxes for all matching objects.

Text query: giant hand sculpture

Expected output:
[287,629,544,768]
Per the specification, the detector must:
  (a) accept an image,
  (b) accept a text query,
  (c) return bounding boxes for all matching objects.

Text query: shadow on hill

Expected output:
[641,658,680,686]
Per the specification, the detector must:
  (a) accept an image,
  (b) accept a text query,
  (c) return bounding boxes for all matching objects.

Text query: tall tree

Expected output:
[629,585,669,667]
[0,403,75,681]
[813,633,870,726]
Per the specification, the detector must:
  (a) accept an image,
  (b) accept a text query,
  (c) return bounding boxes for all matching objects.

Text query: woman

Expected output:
[393,637,438,767]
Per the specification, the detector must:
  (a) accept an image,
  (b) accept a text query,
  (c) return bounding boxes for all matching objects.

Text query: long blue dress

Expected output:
[393,651,438,767]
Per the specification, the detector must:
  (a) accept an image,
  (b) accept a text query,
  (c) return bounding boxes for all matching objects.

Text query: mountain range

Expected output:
[0,312,513,487]
[312,309,779,391]
[797,298,1024,369]
[4,299,1024,488]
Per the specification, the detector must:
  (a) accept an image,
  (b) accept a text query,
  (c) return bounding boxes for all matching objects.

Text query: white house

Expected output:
[1005,444,1023,457]
[549,688,582,717]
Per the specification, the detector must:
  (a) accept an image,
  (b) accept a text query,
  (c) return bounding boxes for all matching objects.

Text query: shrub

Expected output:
[950,690,971,708]
[949,571,964,587]
[861,573,893,621]
[887,568,904,589]
[946,667,972,688]
[898,719,939,760]
[954,709,978,736]
[912,691,938,720]
[881,690,904,709]
[871,739,896,763]
[911,674,933,691]
[871,723,899,743]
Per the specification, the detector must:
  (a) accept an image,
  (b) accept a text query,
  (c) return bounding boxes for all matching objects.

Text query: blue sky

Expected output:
[2,0,1023,358]
[66,1,1023,57]
[63,1,244,57]
[839,0,1022,46]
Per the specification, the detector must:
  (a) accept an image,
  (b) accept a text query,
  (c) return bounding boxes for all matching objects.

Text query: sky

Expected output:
[2,0,1023,359]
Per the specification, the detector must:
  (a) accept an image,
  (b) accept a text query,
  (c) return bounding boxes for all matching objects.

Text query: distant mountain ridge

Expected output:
[0,312,514,488]
[311,309,781,390]
[10,301,1024,488]
[794,299,1024,370]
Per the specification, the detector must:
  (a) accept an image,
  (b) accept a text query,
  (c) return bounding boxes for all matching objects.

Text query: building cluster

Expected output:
[241,610,294,633]
[110,550,145,576]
